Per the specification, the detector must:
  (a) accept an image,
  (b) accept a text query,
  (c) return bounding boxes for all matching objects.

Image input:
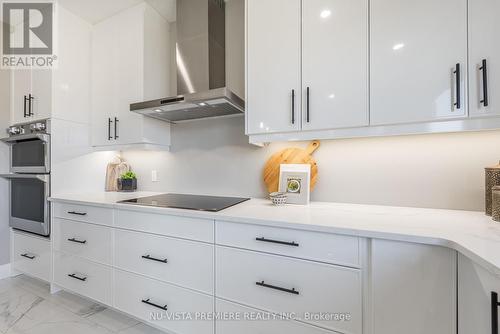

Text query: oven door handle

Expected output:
[0,174,49,182]
[1,133,50,144]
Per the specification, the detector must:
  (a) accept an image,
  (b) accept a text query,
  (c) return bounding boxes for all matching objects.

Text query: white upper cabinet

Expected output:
[11,70,32,124]
[91,3,171,149]
[246,0,368,136]
[302,0,368,130]
[30,70,53,122]
[246,0,301,135]
[10,6,90,125]
[469,0,500,117]
[370,0,468,125]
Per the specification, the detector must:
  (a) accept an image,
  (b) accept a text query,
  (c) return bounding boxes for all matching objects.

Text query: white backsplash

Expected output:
[122,116,500,212]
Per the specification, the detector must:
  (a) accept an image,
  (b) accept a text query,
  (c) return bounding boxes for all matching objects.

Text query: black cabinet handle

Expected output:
[306,87,310,123]
[256,281,299,295]
[114,117,119,140]
[21,253,35,260]
[28,94,34,116]
[255,237,299,247]
[68,273,87,282]
[142,254,168,264]
[108,118,113,140]
[454,63,461,109]
[480,59,489,107]
[492,292,500,334]
[291,89,295,125]
[68,238,87,244]
[23,95,28,117]
[67,211,87,216]
[142,298,168,311]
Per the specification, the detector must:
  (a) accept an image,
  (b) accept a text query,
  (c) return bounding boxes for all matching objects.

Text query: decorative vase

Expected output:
[485,161,500,215]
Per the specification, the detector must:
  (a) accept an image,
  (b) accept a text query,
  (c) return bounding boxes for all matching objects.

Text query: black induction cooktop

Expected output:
[118,194,250,212]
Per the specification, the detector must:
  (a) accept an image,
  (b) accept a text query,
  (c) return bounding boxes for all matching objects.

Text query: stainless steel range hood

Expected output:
[131,0,245,123]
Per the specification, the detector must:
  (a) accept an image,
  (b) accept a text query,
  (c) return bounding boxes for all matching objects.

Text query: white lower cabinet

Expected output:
[114,209,214,243]
[216,221,360,267]
[114,229,214,294]
[114,269,214,334]
[215,299,333,334]
[53,203,114,226]
[371,239,457,334]
[215,246,362,334]
[53,251,113,306]
[458,254,500,334]
[49,203,492,334]
[11,231,51,282]
[53,218,113,265]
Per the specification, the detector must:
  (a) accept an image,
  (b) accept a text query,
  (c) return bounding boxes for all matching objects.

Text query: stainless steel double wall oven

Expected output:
[1,120,51,236]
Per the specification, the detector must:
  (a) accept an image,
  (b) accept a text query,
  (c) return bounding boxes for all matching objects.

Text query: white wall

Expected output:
[0,25,10,265]
[122,116,500,211]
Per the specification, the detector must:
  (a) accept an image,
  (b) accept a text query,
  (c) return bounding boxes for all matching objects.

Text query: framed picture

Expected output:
[278,164,311,205]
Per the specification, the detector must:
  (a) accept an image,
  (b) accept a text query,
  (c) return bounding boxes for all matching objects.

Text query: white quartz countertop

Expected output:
[49,192,500,277]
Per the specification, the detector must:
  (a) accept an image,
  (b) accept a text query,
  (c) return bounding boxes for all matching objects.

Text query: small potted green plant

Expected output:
[118,171,137,192]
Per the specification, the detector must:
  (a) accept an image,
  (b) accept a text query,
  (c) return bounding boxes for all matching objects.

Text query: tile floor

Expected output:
[0,275,164,334]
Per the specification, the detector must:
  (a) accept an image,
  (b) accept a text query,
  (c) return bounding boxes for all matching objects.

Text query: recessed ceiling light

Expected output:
[198,102,208,106]
[320,10,331,18]
[393,43,405,51]
[154,109,163,113]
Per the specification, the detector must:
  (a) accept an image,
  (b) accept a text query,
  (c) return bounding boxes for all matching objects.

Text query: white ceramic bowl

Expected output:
[269,192,287,206]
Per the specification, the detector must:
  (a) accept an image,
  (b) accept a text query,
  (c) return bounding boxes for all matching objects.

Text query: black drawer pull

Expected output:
[142,298,168,311]
[67,211,87,216]
[68,238,87,244]
[256,281,299,295]
[142,255,168,264]
[256,237,299,247]
[492,292,500,334]
[68,273,87,282]
[21,253,35,260]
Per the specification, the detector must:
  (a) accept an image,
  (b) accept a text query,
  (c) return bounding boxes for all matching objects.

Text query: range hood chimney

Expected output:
[130,0,245,123]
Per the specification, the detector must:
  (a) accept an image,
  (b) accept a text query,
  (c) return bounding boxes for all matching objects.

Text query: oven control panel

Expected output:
[6,120,49,137]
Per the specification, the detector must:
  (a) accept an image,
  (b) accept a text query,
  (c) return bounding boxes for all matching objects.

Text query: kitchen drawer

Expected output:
[115,229,214,294]
[216,221,360,267]
[216,299,335,334]
[115,209,214,243]
[53,203,113,226]
[216,246,362,334]
[114,269,214,334]
[53,251,112,305]
[53,218,112,265]
[12,231,51,282]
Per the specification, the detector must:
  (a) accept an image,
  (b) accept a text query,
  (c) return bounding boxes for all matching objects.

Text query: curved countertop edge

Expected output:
[49,193,500,278]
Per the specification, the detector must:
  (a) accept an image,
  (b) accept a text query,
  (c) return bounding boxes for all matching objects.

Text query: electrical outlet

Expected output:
[151,170,158,182]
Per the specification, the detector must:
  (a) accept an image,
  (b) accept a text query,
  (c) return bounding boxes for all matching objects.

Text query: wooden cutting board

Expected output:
[263,140,320,193]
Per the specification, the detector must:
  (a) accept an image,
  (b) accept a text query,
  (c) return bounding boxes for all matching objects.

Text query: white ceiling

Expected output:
[145,0,176,22]
[58,0,176,25]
